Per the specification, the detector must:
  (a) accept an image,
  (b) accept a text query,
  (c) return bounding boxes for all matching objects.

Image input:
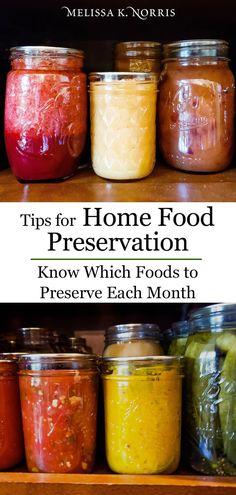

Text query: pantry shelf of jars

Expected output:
[0,469,236,495]
[1,303,236,494]
[0,36,235,201]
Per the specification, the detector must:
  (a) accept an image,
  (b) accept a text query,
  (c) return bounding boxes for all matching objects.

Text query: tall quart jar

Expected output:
[89,72,157,180]
[18,353,98,473]
[115,41,162,76]
[103,323,164,357]
[158,40,235,172]
[168,320,189,356]
[185,304,236,475]
[5,46,87,182]
[0,359,24,470]
[102,356,183,474]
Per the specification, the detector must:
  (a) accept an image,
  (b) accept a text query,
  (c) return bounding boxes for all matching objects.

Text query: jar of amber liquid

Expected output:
[5,46,87,182]
[158,40,235,172]
[90,72,157,180]
[115,41,162,76]
[102,356,183,474]
[0,359,24,470]
[19,354,98,473]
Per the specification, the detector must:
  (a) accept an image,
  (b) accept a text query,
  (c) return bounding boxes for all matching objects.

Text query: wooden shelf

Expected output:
[0,163,236,202]
[0,468,236,495]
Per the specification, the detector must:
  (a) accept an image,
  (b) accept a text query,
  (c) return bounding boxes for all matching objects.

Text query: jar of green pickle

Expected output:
[168,320,189,356]
[184,304,236,475]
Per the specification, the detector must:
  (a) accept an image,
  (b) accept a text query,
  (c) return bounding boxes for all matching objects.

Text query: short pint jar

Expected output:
[102,356,183,474]
[19,353,98,473]
[158,40,235,172]
[5,46,87,182]
[89,72,157,180]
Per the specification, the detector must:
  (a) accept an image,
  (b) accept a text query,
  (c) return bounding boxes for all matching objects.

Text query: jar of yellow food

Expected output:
[102,356,183,474]
[103,323,164,357]
[89,72,157,180]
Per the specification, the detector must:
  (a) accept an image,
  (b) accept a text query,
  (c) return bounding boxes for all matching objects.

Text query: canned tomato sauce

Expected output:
[5,46,87,182]
[0,359,24,470]
[19,354,98,473]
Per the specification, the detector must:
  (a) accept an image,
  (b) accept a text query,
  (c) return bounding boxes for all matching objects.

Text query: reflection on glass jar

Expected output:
[102,356,183,474]
[103,323,164,357]
[158,40,235,172]
[185,304,236,475]
[168,320,189,356]
[115,41,162,76]
[90,72,157,180]
[0,360,24,470]
[59,336,91,354]
[16,327,58,353]
[5,46,87,182]
[19,354,98,473]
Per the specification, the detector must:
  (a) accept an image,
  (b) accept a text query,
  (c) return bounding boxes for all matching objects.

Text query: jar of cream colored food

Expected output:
[103,323,164,357]
[89,72,157,180]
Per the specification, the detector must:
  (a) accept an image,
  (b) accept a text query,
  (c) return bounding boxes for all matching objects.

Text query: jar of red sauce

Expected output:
[158,40,235,172]
[0,359,24,470]
[19,353,98,473]
[5,46,87,182]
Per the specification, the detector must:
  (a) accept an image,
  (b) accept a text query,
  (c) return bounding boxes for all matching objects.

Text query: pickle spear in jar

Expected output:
[217,333,236,465]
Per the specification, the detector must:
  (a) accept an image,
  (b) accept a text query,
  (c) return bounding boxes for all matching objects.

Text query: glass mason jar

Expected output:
[5,46,87,182]
[59,336,91,353]
[158,40,235,172]
[161,327,174,353]
[16,327,58,353]
[18,353,98,473]
[115,41,162,76]
[185,304,236,475]
[102,356,183,474]
[0,334,17,353]
[103,323,164,357]
[168,320,189,356]
[0,359,24,470]
[89,72,157,180]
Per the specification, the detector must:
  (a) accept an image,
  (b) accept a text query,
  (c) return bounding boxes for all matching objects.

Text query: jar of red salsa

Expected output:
[158,40,235,172]
[0,359,24,470]
[5,46,87,182]
[19,353,98,473]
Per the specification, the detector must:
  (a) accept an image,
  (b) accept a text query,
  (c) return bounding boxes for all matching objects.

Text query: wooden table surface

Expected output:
[0,470,236,495]
[0,164,236,202]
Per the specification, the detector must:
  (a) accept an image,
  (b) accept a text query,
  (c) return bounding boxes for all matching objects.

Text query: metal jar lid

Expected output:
[171,320,189,338]
[102,355,184,376]
[18,353,98,371]
[105,323,160,345]
[163,39,229,61]
[89,72,157,83]
[115,41,162,58]
[10,46,84,59]
[189,304,236,333]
